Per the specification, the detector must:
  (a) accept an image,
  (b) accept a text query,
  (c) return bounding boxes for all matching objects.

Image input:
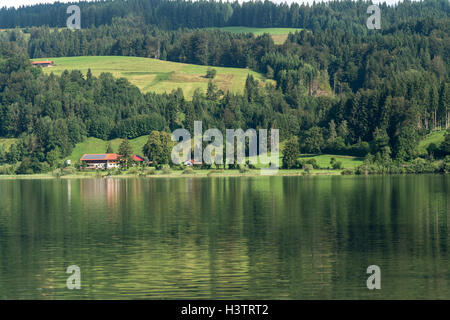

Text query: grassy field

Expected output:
[0,138,18,151]
[32,56,270,99]
[418,130,446,155]
[66,136,148,163]
[298,154,364,169]
[208,26,303,44]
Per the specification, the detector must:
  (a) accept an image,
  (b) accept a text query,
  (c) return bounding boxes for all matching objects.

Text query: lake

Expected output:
[0,175,448,299]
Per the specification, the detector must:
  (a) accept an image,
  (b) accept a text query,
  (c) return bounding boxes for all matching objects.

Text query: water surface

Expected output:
[0,175,448,299]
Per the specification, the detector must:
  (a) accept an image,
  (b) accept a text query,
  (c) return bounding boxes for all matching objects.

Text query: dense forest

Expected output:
[0,0,449,173]
[1,0,448,30]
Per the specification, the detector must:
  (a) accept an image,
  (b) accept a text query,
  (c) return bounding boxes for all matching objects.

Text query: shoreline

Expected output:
[0,169,337,179]
[0,169,447,180]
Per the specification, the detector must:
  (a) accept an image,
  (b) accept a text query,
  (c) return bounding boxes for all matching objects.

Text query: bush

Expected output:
[162,165,171,174]
[126,167,140,175]
[443,156,450,173]
[303,164,313,174]
[355,164,369,175]
[205,68,217,79]
[62,166,77,175]
[144,167,156,175]
[239,164,250,173]
[332,160,343,170]
[341,168,354,175]
[305,158,320,169]
[52,166,77,177]
[182,167,195,174]
[405,158,436,173]
[0,164,16,175]
[295,158,319,169]
[16,157,42,174]
[295,159,305,169]
[109,168,121,175]
[52,168,62,178]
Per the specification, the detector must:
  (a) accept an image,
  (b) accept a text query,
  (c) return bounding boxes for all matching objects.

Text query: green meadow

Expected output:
[0,138,18,151]
[32,56,270,99]
[417,130,446,155]
[208,26,303,44]
[66,136,148,163]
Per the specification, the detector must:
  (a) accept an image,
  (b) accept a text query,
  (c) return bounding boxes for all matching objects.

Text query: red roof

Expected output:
[187,159,202,165]
[80,154,144,161]
[80,153,120,161]
[32,60,53,65]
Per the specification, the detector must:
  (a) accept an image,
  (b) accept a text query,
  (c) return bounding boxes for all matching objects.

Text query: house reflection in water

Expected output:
[79,178,122,221]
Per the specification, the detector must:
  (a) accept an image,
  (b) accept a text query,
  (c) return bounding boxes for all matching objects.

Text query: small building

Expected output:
[32,60,54,67]
[184,159,202,166]
[80,153,121,170]
[80,153,144,170]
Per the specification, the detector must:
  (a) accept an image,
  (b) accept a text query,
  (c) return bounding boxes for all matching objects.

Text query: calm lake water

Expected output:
[0,175,448,299]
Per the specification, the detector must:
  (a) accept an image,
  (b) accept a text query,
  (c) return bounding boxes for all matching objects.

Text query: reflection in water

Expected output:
[0,175,448,299]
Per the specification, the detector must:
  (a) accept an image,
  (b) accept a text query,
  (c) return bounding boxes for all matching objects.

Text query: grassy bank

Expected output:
[0,168,344,180]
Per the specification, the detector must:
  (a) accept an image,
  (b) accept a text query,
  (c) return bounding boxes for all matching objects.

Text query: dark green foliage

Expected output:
[142,131,173,166]
[16,157,42,174]
[300,127,324,154]
[205,68,217,79]
[106,142,114,154]
[118,139,133,168]
[441,130,450,155]
[330,157,343,170]
[118,139,132,157]
[282,136,300,169]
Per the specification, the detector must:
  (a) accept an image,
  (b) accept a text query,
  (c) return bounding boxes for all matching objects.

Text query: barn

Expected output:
[32,60,54,67]
[80,153,145,170]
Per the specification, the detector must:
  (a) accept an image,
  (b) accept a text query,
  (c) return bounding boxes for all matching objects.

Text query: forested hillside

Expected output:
[0,0,449,173]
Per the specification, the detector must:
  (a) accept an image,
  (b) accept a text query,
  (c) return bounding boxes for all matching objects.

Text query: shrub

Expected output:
[52,168,62,178]
[144,167,156,175]
[341,168,354,175]
[305,158,320,169]
[162,165,171,174]
[239,164,250,173]
[127,167,139,175]
[295,159,305,169]
[62,166,77,175]
[303,163,313,174]
[182,167,195,174]
[0,165,15,175]
[205,68,217,79]
[355,164,369,175]
[443,156,450,173]
[332,160,343,170]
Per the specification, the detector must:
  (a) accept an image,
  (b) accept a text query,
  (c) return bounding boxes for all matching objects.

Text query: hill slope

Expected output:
[33,56,270,99]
